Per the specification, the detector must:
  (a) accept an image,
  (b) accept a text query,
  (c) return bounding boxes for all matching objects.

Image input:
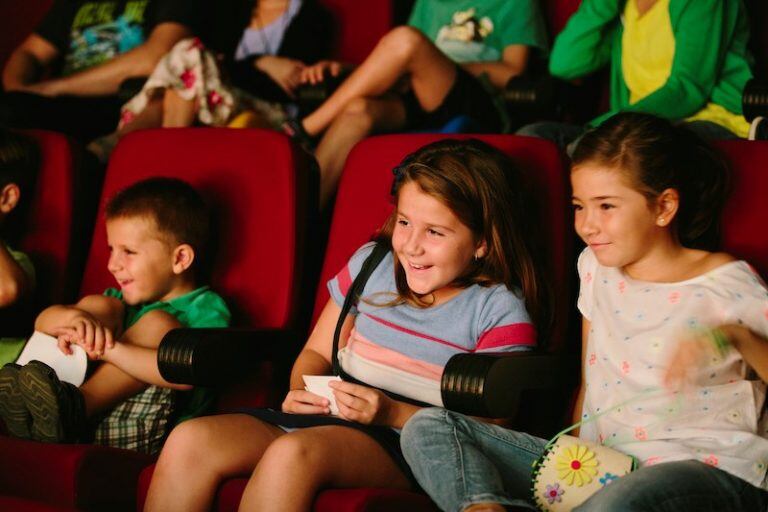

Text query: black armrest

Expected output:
[503,74,567,123]
[742,79,768,122]
[157,327,303,386]
[441,351,579,418]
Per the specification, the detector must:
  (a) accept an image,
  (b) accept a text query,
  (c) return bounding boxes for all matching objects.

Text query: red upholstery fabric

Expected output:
[0,0,52,69]
[312,134,572,346]
[541,0,582,37]
[4,128,314,511]
[0,496,77,512]
[19,130,80,307]
[715,140,768,277]
[319,0,393,65]
[79,128,312,329]
[0,435,151,510]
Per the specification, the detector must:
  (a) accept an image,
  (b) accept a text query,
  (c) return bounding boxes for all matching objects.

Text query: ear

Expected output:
[0,184,20,214]
[654,188,679,228]
[474,240,488,260]
[171,244,195,275]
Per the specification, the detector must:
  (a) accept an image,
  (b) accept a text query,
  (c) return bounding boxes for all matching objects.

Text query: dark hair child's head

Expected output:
[384,138,549,334]
[106,177,211,276]
[571,112,730,248]
[0,130,40,241]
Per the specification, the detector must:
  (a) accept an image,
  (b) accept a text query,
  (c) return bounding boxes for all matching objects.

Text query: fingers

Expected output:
[56,334,73,355]
[281,390,330,415]
[329,61,341,77]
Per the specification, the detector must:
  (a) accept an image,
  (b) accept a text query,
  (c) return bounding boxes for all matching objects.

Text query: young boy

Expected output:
[0,129,38,309]
[0,177,230,453]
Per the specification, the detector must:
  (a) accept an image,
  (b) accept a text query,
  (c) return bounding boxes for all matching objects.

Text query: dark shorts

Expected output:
[401,65,503,133]
[237,408,417,485]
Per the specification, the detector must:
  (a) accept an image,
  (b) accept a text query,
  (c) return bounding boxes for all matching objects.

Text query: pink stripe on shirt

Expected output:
[337,265,352,296]
[364,313,472,352]
[476,323,536,351]
[348,329,443,381]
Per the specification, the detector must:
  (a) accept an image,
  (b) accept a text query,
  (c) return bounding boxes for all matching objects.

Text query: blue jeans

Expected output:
[401,408,768,512]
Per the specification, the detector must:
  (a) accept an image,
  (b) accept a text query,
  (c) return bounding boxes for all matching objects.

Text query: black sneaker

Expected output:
[19,360,86,443]
[0,363,32,439]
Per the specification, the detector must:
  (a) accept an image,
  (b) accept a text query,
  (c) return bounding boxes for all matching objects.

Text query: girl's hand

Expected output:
[330,380,394,425]
[254,55,305,97]
[282,389,331,415]
[299,60,342,85]
[664,328,729,390]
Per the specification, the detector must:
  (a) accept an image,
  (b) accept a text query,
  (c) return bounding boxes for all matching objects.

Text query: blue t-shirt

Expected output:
[327,243,535,406]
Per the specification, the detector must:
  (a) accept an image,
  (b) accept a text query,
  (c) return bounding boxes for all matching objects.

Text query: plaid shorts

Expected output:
[92,385,175,454]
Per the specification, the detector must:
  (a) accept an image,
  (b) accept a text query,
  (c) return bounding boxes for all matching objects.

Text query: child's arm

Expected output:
[719,325,768,383]
[35,295,124,355]
[0,244,31,307]
[282,299,351,415]
[571,318,591,436]
[462,44,529,89]
[99,309,192,390]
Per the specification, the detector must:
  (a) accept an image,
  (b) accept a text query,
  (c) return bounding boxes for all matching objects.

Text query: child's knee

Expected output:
[380,25,429,58]
[162,418,213,460]
[401,407,452,452]
[262,432,328,470]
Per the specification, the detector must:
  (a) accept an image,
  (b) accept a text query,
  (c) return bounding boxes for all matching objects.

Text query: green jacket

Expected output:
[549,0,753,126]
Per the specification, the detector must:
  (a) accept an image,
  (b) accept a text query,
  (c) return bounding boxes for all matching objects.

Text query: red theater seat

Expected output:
[0,128,316,511]
[135,133,570,512]
[715,140,768,276]
[319,0,394,65]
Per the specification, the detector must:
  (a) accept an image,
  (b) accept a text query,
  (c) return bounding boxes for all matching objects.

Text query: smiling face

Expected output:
[390,181,485,304]
[106,215,192,305]
[571,164,670,271]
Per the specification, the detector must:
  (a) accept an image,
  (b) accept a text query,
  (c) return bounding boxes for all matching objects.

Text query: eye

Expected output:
[124,249,137,255]
[571,203,583,212]
[396,218,409,227]
[427,228,444,237]
[600,203,615,210]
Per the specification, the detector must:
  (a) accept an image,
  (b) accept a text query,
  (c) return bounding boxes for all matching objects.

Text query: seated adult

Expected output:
[0,0,198,142]
[518,0,754,149]
[284,0,548,208]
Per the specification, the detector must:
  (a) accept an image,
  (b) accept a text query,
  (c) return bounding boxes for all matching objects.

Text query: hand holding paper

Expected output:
[302,375,342,415]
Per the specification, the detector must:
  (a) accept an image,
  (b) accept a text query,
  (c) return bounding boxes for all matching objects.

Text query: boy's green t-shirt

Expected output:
[103,285,231,421]
[4,243,36,290]
[407,0,548,63]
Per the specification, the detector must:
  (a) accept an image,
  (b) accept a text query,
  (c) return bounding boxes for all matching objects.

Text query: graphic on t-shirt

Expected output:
[63,0,149,75]
[435,8,498,63]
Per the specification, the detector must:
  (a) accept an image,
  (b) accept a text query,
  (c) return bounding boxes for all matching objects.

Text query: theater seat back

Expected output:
[79,128,313,330]
[312,134,571,348]
[319,0,393,64]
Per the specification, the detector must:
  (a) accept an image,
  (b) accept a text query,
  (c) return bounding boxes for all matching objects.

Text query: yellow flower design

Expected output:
[556,444,599,486]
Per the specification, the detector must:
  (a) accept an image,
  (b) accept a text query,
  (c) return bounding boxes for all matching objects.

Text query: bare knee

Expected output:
[260,433,329,477]
[337,97,378,128]
[378,26,430,62]
[158,419,215,470]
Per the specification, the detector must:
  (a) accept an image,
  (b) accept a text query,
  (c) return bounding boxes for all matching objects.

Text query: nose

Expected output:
[107,251,122,274]
[403,228,424,256]
[576,207,598,239]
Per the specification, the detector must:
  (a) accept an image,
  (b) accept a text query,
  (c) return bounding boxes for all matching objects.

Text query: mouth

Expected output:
[116,278,133,288]
[407,262,433,272]
[589,242,611,250]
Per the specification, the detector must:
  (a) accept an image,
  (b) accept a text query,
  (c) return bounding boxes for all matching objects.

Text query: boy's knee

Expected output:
[380,25,429,59]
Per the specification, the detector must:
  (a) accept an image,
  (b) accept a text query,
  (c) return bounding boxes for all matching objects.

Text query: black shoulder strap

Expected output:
[331,239,433,408]
[331,240,389,376]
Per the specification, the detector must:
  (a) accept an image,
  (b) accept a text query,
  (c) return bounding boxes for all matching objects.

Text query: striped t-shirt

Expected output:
[328,243,536,406]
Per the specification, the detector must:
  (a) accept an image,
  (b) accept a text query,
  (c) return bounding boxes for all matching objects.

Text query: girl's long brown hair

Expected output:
[377,139,550,339]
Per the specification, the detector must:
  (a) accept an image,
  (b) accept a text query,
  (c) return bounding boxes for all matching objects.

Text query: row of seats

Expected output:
[1,128,768,511]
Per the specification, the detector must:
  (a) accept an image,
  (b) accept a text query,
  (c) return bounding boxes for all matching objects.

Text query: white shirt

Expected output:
[577,248,768,489]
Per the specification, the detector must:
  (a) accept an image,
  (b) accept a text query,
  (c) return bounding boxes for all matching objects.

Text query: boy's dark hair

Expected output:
[572,112,730,249]
[106,177,212,275]
[0,130,40,242]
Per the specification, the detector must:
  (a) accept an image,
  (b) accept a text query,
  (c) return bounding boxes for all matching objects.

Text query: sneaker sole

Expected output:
[19,362,65,443]
[0,364,32,438]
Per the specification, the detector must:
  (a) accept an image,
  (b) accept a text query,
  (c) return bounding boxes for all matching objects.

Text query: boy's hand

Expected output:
[282,389,331,415]
[299,60,342,85]
[330,380,393,425]
[53,312,115,358]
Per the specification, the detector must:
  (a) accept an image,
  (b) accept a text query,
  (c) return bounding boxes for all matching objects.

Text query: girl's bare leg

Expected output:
[239,425,411,512]
[118,93,165,135]
[162,88,197,127]
[301,26,456,136]
[315,95,406,208]
[145,414,284,512]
